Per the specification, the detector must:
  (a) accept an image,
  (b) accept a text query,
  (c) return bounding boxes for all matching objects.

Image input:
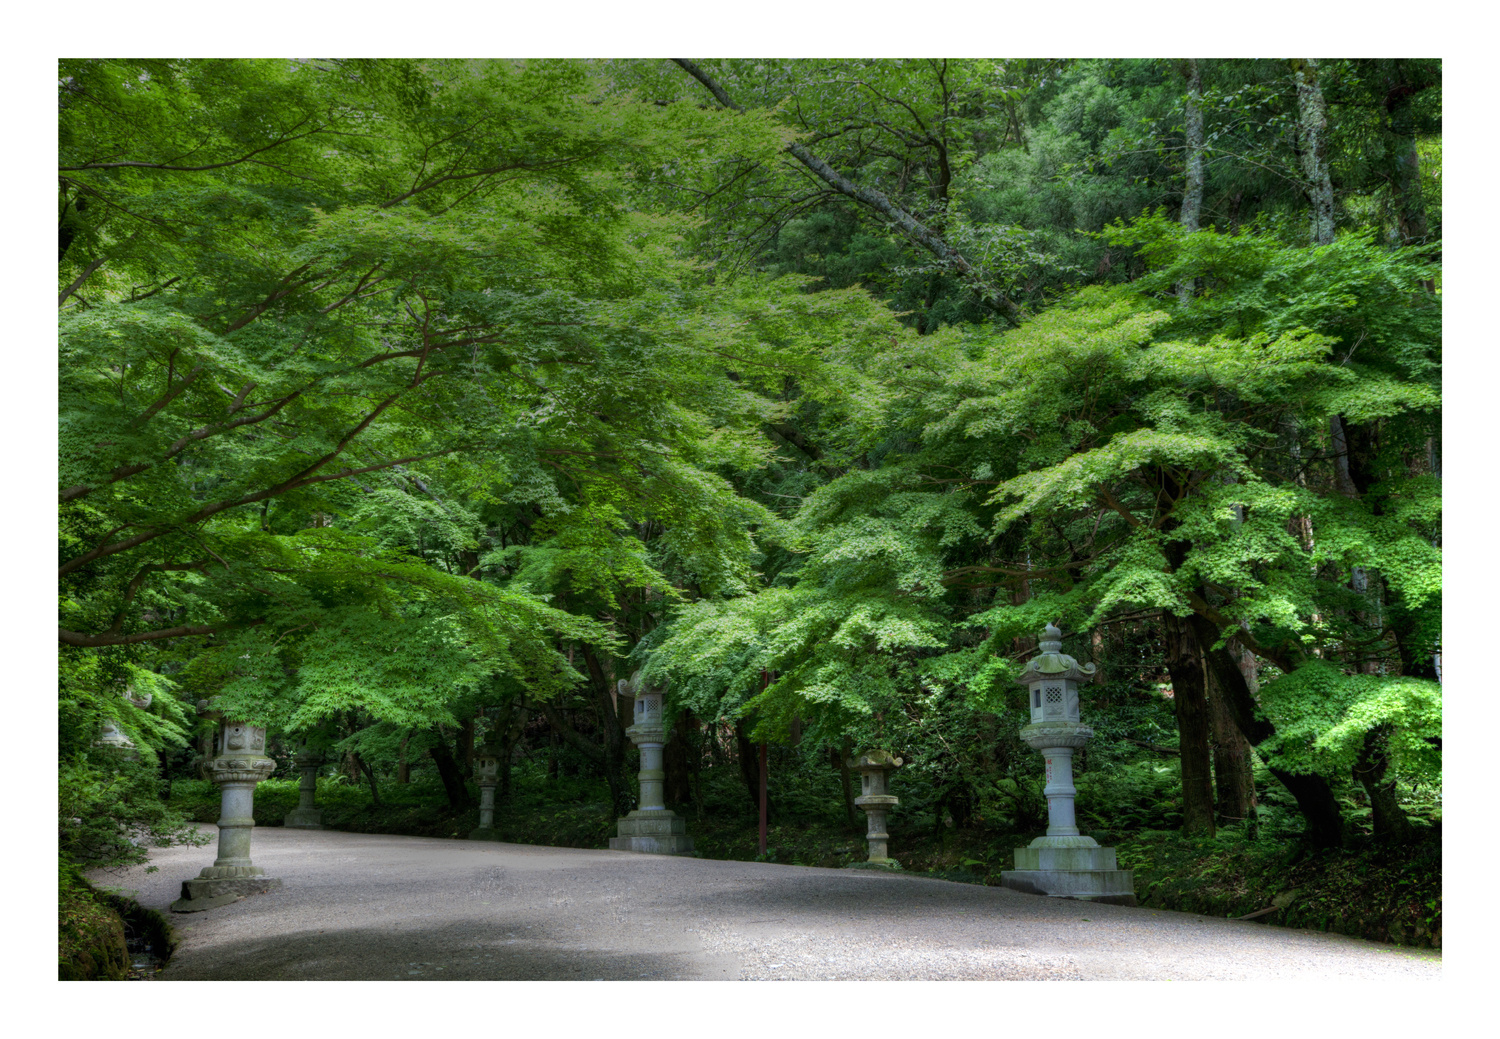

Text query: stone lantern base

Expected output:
[172,869,284,912]
[999,836,1135,905]
[608,810,694,855]
[283,807,323,830]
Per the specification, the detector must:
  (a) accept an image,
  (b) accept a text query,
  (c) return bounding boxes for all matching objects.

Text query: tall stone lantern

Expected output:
[849,750,902,865]
[468,741,504,841]
[608,670,693,855]
[172,706,283,912]
[283,745,325,830]
[999,623,1135,905]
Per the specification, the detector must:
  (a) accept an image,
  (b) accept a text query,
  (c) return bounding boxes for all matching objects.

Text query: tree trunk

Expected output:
[1177,59,1204,300]
[663,709,696,807]
[1162,612,1217,836]
[429,739,473,810]
[1293,59,1336,246]
[396,734,410,784]
[1383,60,1431,248]
[734,717,772,819]
[1157,471,1215,837]
[539,694,633,816]
[492,699,527,805]
[457,712,475,781]
[582,646,633,817]
[353,751,381,806]
[1389,577,1439,681]
[833,740,858,831]
[1207,669,1256,824]
[1190,613,1346,848]
[1354,725,1415,843]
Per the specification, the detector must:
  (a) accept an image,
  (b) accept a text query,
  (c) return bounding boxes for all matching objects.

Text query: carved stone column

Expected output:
[608,670,693,855]
[172,717,283,912]
[468,742,503,840]
[849,750,902,864]
[283,747,324,830]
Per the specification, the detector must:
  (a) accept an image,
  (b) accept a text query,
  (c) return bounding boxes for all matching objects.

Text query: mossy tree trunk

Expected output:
[1162,610,1217,837]
[1208,673,1256,825]
[1354,725,1415,843]
[1190,613,1347,848]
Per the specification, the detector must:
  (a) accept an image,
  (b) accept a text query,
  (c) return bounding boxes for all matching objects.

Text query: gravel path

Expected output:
[95,825,1442,981]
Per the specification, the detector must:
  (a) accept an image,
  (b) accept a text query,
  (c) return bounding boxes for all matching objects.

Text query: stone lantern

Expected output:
[96,684,152,758]
[999,623,1135,905]
[96,714,136,755]
[608,670,693,855]
[849,750,902,865]
[468,741,504,841]
[283,745,325,830]
[172,706,283,912]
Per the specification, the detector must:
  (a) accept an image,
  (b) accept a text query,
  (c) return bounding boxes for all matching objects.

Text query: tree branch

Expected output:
[59,619,263,647]
[58,114,326,173]
[672,59,1020,322]
[59,257,110,307]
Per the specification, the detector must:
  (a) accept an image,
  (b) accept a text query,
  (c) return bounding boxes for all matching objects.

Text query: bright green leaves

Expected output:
[175,526,614,728]
[989,427,1241,533]
[645,583,949,741]
[654,200,1442,742]
[1102,214,1441,383]
[1256,661,1442,781]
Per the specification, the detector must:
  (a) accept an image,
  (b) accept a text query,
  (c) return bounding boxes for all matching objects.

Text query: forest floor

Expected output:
[98,824,1440,981]
[165,778,1442,952]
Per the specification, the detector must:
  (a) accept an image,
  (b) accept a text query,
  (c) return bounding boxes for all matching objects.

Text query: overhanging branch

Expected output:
[672,59,1020,322]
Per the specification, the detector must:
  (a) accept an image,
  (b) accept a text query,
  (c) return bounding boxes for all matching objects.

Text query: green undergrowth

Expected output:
[61,858,183,981]
[1114,827,1442,948]
[59,859,128,981]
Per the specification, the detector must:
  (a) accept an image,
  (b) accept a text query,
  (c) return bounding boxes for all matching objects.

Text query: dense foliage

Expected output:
[60,59,1439,931]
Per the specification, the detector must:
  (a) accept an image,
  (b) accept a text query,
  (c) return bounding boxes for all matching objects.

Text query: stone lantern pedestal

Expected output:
[1000,624,1135,905]
[849,750,902,865]
[468,742,504,841]
[172,717,283,912]
[609,671,693,855]
[283,748,324,830]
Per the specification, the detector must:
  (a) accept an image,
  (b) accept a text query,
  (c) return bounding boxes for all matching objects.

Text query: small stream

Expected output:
[121,905,170,980]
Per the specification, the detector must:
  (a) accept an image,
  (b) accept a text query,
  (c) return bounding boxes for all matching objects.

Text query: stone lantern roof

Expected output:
[848,749,902,770]
[1014,623,1098,684]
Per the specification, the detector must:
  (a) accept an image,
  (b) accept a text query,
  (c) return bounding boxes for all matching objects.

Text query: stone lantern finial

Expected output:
[1040,622,1063,652]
